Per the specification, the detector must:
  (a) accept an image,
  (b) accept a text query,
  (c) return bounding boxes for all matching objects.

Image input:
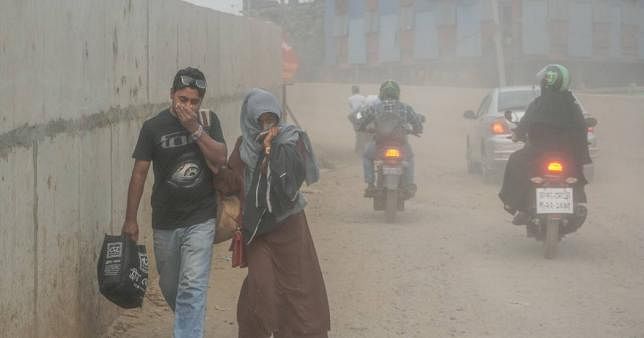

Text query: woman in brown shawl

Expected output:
[224,88,330,338]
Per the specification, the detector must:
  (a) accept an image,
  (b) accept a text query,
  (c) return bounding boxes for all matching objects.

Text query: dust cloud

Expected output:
[107,81,644,337]
[106,0,644,336]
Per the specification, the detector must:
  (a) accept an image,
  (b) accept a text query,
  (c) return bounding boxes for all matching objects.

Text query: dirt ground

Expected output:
[104,84,644,338]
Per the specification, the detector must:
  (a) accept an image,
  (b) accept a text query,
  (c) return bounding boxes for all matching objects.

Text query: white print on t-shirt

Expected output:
[168,160,203,189]
[159,131,191,149]
[159,111,213,150]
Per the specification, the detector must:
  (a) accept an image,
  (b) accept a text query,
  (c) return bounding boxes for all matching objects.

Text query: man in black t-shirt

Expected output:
[121,67,226,338]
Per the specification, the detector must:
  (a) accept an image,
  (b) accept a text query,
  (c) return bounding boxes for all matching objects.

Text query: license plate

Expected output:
[382,166,403,175]
[536,188,574,214]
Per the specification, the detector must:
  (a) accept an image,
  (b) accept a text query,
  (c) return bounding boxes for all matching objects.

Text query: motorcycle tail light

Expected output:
[547,161,563,173]
[587,127,594,133]
[384,148,401,159]
[491,121,509,135]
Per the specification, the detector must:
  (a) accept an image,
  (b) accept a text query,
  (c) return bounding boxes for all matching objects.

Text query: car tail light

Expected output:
[384,148,401,159]
[491,120,509,135]
[547,161,563,173]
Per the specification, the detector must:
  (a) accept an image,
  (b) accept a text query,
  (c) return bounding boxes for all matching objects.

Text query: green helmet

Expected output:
[536,64,571,92]
[379,80,400,100]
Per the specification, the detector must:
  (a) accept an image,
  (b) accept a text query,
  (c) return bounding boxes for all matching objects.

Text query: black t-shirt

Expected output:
[132,109,225,229]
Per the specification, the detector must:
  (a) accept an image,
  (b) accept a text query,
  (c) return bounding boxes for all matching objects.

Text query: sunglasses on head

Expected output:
[178,75,207,90]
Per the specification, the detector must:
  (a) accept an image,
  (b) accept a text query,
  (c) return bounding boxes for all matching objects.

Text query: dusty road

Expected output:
[106,84,644,338]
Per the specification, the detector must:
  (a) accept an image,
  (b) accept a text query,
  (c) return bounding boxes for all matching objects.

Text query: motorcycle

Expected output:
[505,111,598,259]
[525,153,589,259]
[371,138,412,223]
[365,119,422,224]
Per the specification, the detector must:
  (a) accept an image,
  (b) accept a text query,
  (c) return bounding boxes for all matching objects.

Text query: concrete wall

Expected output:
[0,1,282,337]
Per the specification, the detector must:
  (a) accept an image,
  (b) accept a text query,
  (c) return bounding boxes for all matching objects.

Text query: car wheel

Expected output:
[481,152,499,184]
[466,138,478,174]
[584,165,594,183]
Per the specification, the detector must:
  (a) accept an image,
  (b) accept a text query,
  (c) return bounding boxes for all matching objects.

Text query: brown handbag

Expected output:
[196,108,237,244]
[211,136,247,267]
[214,191,241,244]
[215,180,246,267]
[212,172,247,267]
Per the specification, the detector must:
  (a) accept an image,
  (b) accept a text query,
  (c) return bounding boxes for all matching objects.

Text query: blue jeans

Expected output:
[153,218,215,338]
[363,141,415,186]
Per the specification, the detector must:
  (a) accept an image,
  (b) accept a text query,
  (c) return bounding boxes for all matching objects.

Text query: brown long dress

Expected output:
[226,137,330,338]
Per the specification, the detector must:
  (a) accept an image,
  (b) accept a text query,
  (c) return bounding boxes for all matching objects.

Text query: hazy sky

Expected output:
[182,0,243,15]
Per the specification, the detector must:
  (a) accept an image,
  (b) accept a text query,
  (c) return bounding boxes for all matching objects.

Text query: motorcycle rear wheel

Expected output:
[385,189,398,223]
[543,216,560,259]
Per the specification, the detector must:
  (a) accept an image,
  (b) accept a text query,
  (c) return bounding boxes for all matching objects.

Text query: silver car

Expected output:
[463,86,598,182]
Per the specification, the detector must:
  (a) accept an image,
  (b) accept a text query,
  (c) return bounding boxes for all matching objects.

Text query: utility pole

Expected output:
[490,0,507,87]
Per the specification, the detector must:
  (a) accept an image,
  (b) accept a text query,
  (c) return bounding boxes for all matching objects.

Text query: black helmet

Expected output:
[379,80,400,100]
[536,64,571,92]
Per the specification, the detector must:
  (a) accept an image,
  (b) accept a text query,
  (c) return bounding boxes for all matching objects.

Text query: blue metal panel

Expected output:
[325,0,335,37]
[348,18,367,64]
[640,2,644,59]
[379,0,399,16]
[325,0,336,65]
[414,10,439,59]
[379,14,400,62]
[415,0,436,12]
[456,1,481,57]
[522,0,549,55]
[569,1,593,58]
[610,5,622,58]
[349,0,365,19]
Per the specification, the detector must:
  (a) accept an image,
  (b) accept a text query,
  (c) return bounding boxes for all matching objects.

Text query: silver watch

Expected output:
[191,125,204,141]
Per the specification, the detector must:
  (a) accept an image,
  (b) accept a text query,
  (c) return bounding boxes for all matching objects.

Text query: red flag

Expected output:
[282,39,299,82]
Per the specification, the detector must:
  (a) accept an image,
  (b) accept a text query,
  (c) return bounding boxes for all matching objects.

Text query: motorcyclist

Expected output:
[348,85,366,113]
[364,94,380,107]
[347,85,368,153]
[356,80,424,197]
[499,64,591,225]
